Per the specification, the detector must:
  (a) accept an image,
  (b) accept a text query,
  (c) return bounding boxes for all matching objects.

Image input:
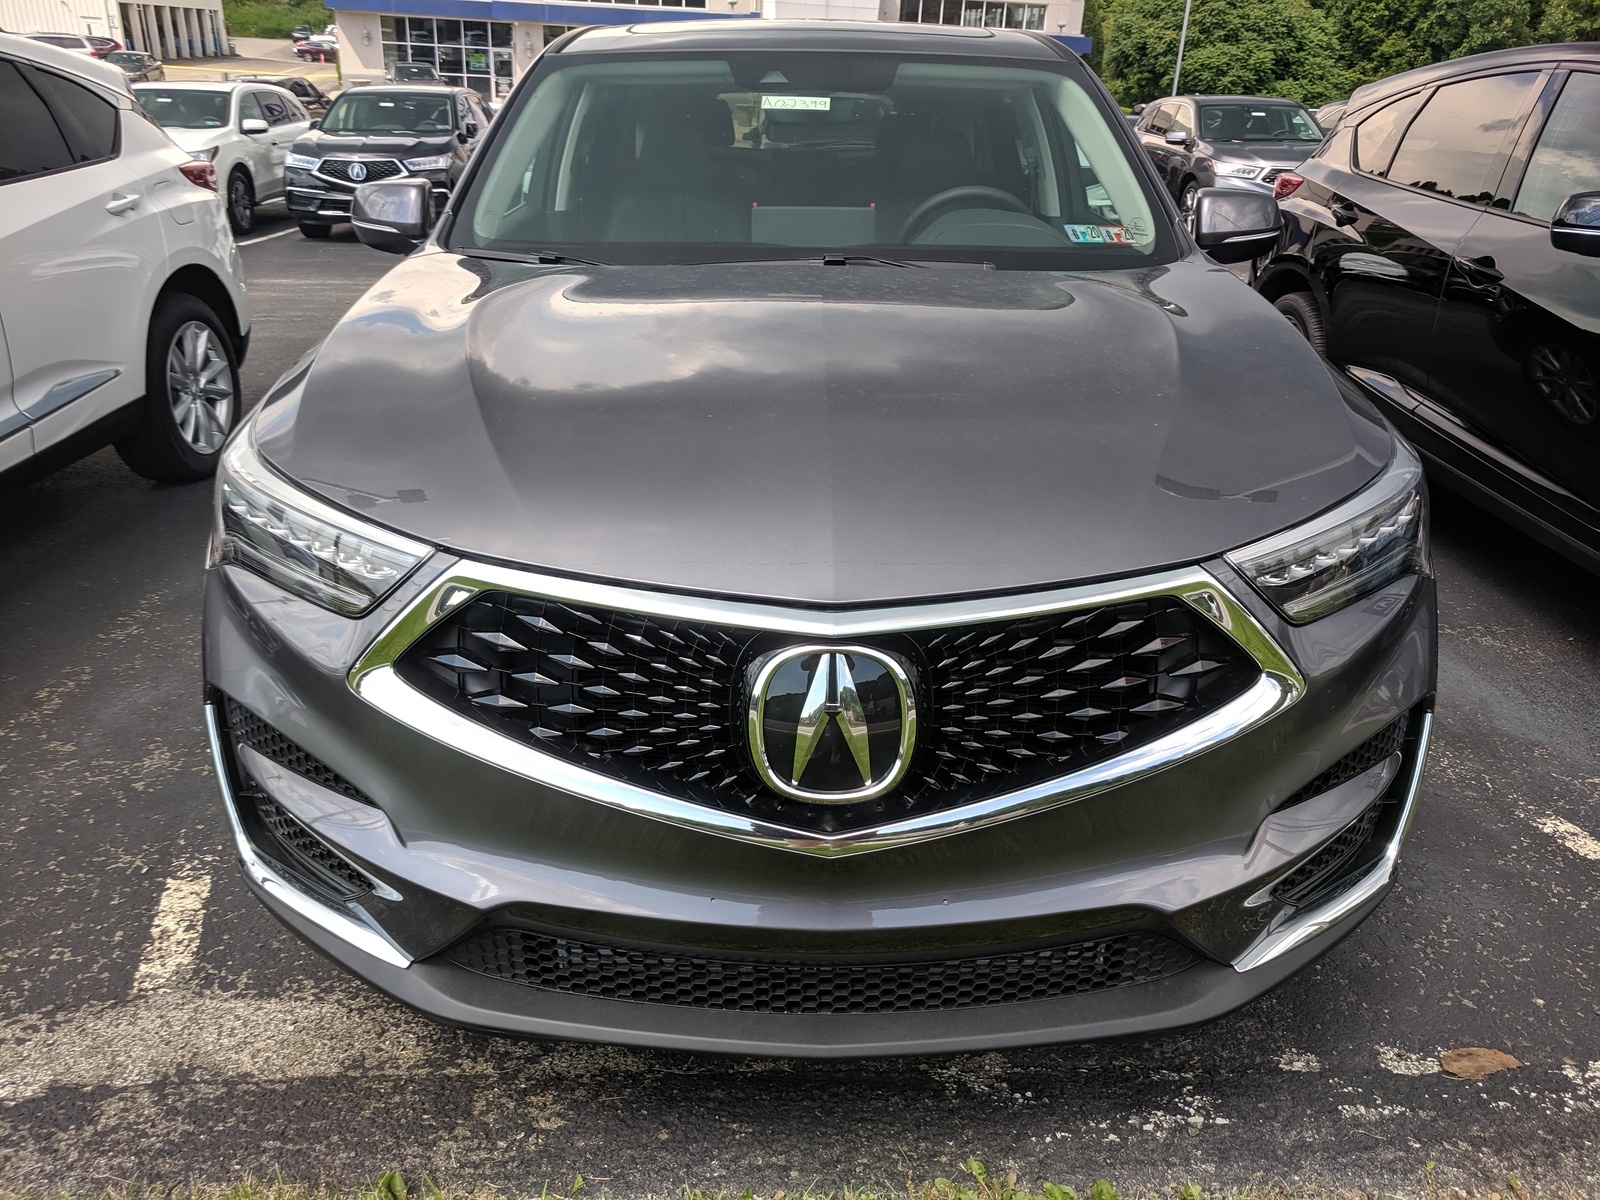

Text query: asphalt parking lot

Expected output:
[0,215,1597,1198]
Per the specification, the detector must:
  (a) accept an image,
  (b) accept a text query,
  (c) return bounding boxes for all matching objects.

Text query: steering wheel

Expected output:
[899,186,1032,243]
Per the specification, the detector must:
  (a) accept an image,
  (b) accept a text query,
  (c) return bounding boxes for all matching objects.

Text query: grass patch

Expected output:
[222,0,330,40]
[0,1164,1579,1200]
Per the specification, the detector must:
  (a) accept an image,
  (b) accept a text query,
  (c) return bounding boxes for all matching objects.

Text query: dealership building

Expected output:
[1,0,229,57]
[328,0,1091,98]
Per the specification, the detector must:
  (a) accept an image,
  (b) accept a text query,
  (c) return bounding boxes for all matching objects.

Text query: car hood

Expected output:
[298,131,455,158]
[257,254,1391,605]
[1205,141,1318,168]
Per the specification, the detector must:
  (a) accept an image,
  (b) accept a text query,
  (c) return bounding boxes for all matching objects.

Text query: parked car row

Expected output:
[23,31,120,58]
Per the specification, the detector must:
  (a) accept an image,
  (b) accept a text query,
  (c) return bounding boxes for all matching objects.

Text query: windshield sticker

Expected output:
[1063,224,1106,243]
[1100,225,1136,244]
[761,95,832,111]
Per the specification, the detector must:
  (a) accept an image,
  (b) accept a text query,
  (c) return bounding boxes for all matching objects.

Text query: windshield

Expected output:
[451,51,1171,269]
[137,89,230,128]
[320,90,454,133]
[107,52,144,66]
[393,64,440,81]
[1199,103,1321,143]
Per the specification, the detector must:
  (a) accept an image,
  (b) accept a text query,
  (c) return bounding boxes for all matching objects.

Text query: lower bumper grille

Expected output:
[444,928,1199,1015]
[250,790,372,901]
[226,699,374,806]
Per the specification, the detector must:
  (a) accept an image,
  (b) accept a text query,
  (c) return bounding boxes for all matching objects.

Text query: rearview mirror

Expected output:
[240,117,269,135]
[1164,129,1189,146]
[1192,188,1281,264]
[1550,191,1600,257]
[352,179,430,254]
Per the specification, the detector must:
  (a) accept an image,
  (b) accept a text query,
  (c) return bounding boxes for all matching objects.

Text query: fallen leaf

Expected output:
[1440,1047,1523,1080]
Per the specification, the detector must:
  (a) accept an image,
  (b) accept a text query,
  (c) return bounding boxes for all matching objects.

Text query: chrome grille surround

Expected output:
[349,560,1306,857]
[314,157,405,187]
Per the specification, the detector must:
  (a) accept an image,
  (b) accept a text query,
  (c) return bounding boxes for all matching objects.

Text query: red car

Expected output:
[294,35,336,62]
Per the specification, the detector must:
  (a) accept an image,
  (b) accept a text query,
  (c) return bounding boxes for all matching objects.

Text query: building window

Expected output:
[380,16,516,97]
[898,0,1046,28]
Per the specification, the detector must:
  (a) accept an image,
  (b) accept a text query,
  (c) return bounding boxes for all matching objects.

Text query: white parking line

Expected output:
[1532,813,1600,861]
[238,227,300,247]
[131,864,214,994]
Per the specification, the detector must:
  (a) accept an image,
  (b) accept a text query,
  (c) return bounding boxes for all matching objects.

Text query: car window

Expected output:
[256,90,292,125]
[320,90,455,133]
[285,95,310,122]
[137,87,230,128]
[0,60,75,182]
[1385,72,1543,204]
[454,52,1171,270]
[238,90,264,125]
[1167,103,1193,137]
[1513,71,1600,223]
[28,67,119,162]
[1145,102,1173,133]
[1353,90,1426,176]
[1198,103,1319,142]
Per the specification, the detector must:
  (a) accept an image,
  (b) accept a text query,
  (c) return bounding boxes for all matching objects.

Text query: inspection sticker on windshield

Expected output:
[1100,225,1137,244]
[761,95,832,111]
[1063,224,1106,243]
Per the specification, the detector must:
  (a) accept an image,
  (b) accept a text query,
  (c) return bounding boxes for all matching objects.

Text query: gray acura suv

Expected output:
[204,21,1436,1056]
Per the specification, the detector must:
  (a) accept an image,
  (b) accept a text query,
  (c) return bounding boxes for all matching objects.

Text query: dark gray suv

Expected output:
[203,21,1435,1056]
[1135,94,1325,225]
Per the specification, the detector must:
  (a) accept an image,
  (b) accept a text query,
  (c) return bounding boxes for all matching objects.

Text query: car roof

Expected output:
[0,31,131,95]
[343,83,463,95]
[1346,41,1600,116]
[133,78,293,94]
[556,20,1065,60]
[1165,95,1310,105]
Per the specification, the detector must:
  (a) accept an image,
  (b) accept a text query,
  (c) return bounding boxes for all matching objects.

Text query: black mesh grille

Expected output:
[1271,713,1418,907]
[226,699,375,806]
[1282,715,1408,809]
[318,158,403,183]
[444,927,1199,1014]
[394,592,1259,834]
[248,790,372,900]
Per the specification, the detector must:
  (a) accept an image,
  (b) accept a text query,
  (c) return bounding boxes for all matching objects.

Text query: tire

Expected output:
[1179,181,1200,234]
[299,221,332,239]
[227,169,255,236]
[114,293,241,484]
[1274,291,1328,357]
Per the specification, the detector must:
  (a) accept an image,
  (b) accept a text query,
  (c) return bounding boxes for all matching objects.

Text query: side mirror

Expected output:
[463,121,478,139]
[1131,102,1147,115]
[240,117,269,135]
[352,179,430,254]
[1193,187,1281,264]
[1163,129,1189,146]
[308,117,320,130]
[1550,191,1600,258]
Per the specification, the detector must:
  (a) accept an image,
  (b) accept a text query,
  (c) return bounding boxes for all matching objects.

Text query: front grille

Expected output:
[226,699,375,806]
[318,158,403,184]
[1272,798,1384,907]
[1281,715,1408,809]
[394,591,1259,833]
[445,927,1199,1014]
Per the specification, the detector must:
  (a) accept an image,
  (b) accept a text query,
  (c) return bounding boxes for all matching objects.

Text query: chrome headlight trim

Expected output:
[345,562,1305,857]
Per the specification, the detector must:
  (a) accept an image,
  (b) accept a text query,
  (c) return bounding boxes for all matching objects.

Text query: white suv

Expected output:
[0,34,251,484]
[133,79,313,234]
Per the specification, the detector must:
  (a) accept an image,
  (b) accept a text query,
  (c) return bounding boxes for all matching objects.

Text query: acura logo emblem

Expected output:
[347,161,367,181]
[747,645,917,804]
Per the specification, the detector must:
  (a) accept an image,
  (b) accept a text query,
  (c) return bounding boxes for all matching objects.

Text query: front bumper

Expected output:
[203,554,1435,1056]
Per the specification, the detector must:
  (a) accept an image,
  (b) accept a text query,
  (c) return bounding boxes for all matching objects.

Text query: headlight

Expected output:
[1226,439,1429,623]
[189,147,218,162]
[1213,162,1263,179]
[402,153,452,172]
[210,424,429,616]
[284,152,321,170]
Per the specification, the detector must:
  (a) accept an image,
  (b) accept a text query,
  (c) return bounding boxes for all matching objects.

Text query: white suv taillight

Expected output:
[179,161,218,191]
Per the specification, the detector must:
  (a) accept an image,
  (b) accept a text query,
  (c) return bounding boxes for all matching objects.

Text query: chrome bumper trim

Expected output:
[1232,709,1433,972]
[348,562,1305,858]
[204,702,413,968]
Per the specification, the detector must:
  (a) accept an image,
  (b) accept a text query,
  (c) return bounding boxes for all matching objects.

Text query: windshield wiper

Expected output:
[455,248,608,267]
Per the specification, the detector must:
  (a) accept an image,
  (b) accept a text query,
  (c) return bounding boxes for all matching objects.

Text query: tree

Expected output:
[1534,0,1600,39]
[1100,0,1355,107]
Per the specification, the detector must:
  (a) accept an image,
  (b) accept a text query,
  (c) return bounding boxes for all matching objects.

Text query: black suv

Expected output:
[1257,45,1600,572]
[284,84,491,237]
[237,73,335,118]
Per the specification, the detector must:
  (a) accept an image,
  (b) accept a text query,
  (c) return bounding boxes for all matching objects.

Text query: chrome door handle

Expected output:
[105,192,142,215]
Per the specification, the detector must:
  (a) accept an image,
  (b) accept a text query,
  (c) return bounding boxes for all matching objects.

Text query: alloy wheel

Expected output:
[1180,185,1199,234]
[229,175,253,232]
[166,320,235,453]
